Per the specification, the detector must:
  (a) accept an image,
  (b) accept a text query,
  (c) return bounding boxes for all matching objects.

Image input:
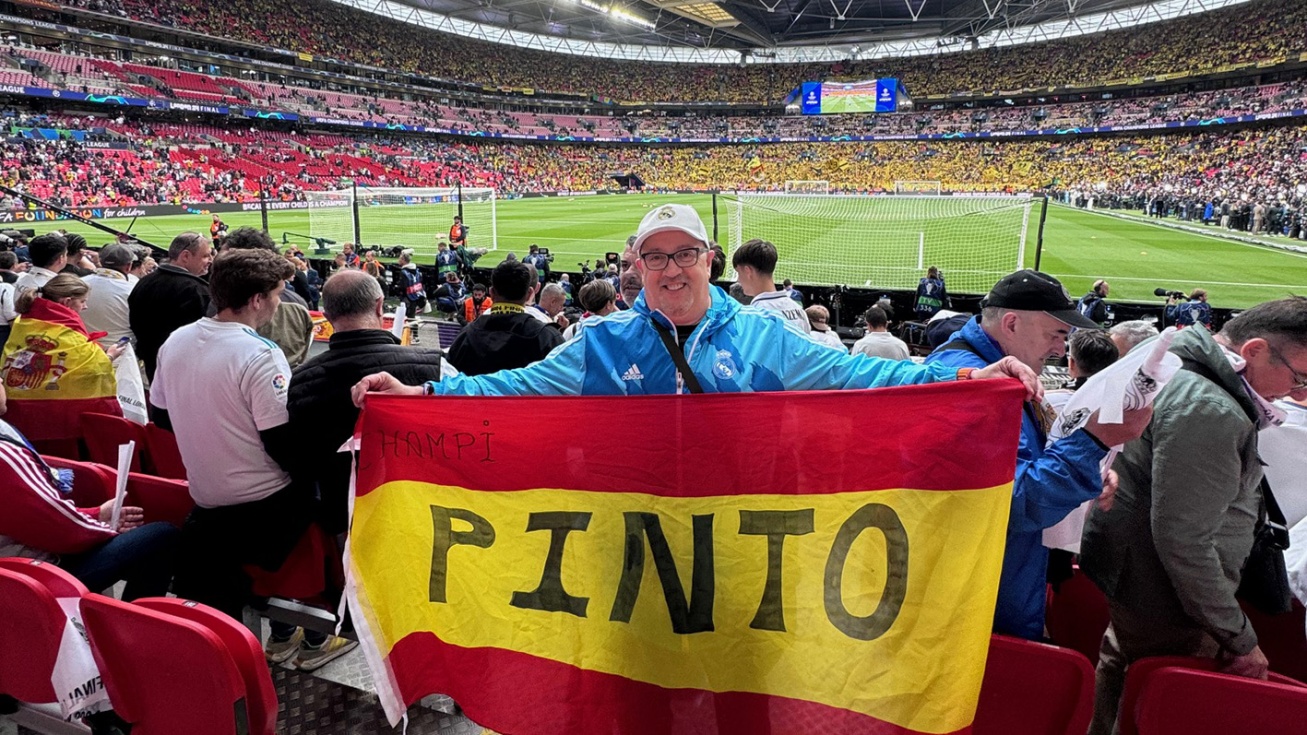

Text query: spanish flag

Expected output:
[348,383,1022,733]
[1,298,121,441]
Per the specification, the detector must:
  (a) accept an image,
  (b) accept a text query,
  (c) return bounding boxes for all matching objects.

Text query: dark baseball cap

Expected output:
[981,269,1100,329]
[98,243,136,268]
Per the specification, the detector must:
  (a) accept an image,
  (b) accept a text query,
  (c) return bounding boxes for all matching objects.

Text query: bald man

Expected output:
[288,270,455,535]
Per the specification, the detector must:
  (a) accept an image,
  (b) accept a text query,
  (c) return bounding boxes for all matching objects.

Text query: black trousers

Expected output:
[173,481,316,620]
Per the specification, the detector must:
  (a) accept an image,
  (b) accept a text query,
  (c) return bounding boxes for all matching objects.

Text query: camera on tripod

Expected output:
[1153,288,1188,300]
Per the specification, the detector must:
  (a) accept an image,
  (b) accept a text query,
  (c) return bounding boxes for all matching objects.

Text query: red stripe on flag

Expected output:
[386,631,968,735]
[356,381,1023,499]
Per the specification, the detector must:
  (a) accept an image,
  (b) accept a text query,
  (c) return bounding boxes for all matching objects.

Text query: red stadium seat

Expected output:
[247,524,340,601]
[30,438,80,462]
[79,412,148,473]
[80,594,255,735]
[135,598,277,735]
[144,423,188,480]
[1129,663,1307,735]
[1242,599,1307,684]
[43,455,118,508]
[125,472,194,527]
[0,559,88,705]
[1119,656,1303,735]
[1046,566,1111,666]
[974,634,1094,735]
[0,557,89,598]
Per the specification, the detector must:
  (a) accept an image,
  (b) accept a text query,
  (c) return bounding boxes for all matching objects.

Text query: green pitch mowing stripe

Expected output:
[1035,205,1307,309]
[21,194,1304,309]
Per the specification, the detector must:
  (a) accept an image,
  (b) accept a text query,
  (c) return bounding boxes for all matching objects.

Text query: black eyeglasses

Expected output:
[640,246,705,271]
[1268,343,1307,391]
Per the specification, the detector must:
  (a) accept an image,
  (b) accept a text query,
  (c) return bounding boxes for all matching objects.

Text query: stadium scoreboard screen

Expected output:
[799,79,903,115]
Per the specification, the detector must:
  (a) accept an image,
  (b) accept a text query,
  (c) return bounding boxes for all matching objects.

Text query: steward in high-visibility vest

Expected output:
[462,287,492,323]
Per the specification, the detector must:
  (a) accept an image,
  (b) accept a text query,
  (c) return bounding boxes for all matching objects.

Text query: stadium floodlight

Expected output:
[306,186,498,253]
[723,191,1037,293]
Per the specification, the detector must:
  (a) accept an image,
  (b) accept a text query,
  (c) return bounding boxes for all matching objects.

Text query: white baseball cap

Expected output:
[632,203,709,254]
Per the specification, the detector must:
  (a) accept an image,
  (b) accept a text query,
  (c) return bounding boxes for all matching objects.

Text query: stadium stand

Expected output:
[38,0,1307,102]
[3,0,1307,731]
[4,41,1307,141]
[1,114,1304,236]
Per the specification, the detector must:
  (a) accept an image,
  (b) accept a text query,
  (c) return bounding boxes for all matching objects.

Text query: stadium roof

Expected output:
[332,0,1248,61]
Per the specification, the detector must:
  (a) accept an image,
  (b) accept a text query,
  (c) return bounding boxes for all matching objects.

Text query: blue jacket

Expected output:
[926,316,1108,640]
[427,285,962,396]
[1168,300,1213,329]
[914,277,947,318]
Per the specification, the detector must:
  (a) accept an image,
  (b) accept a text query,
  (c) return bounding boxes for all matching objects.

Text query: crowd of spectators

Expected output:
[7,39,1307,143]
[1056,124,1307,239]
[4,112,1307,221]
[46,0,1307,103]
[1,154,1306,733]
[1,0,1305,725]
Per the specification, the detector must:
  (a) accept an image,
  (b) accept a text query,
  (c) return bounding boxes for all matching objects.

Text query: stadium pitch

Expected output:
[31,193,1307,309]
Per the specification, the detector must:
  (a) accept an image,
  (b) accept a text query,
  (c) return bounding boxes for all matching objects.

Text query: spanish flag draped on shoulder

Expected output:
[1,297,121,441]
[348,381,1022,734]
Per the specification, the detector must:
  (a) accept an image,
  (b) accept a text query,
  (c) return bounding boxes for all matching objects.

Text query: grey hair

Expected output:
[322,271,384,320]
[540,283,566,301]
[167,231,210,260]
[1109,320,1159,353]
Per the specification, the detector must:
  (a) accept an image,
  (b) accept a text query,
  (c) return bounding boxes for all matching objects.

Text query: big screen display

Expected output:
[800,79,899,115]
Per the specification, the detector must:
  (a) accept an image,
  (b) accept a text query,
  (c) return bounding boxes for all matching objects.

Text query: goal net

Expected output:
[784,180,830,194]
[894,180,942,195]
[305,186,498,252]
[724,193,1035,293]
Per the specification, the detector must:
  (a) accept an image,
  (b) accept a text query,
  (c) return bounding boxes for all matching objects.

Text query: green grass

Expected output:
[1037,205,1307,309]
[32,195,1307,309]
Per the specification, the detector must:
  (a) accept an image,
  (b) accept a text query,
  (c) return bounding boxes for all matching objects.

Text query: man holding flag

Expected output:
[926,269,1152,641]
[346,202,1045,734]
[353,204,1041,402]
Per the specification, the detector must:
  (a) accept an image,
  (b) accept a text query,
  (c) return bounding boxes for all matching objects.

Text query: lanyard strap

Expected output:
[653,322,704,394]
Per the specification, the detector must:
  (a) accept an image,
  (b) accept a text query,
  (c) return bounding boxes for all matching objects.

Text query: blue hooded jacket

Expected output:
[926,316,1108,640]
[426,285,963,396]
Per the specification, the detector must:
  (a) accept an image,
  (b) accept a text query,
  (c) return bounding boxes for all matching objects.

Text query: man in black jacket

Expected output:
[127,232,213,380]
[447,259,564,377]
[1076,279,1112,326]
[288,270,450,535]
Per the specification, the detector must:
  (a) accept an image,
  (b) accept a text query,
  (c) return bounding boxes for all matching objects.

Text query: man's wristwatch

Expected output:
[956,367,977,381]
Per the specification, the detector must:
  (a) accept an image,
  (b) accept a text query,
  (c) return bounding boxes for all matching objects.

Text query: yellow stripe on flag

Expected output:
[3,317,116,400]
[351,480,1011,734]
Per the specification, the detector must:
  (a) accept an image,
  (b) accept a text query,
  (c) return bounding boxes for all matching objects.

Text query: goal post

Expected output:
[723,192,1036,293]
[894,180,942,195]
[305,186,498,252]
[784,180,830,194]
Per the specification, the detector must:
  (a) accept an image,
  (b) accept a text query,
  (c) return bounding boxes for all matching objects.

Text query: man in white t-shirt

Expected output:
[13,233,67,293]
[81,243,137,348]
[150,248,356,667]
[850,305,911,361]
[805,304,846,351]
[731,238,812,334]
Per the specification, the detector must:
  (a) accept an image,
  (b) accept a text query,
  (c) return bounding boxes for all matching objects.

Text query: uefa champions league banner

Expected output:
[347,384,1022,733]
[0,199,352,224]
